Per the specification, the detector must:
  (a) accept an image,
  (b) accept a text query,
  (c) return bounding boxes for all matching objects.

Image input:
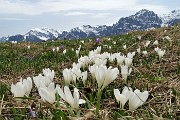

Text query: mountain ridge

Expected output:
[1,9,180,42]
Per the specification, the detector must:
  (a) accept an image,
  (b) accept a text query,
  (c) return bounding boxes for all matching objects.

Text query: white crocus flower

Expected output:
[11,80,26,98]
[72,62,81,70]
[124,57,133,67]
[109,54,116,63]
[109,46,112,49]
[94,46,102,54]
[113,52,121,58]
[81,40,84,44]
[101,52,110,60]
[94,58,107,66]
[11,77,33,98]
[33,74,51,88]
[120,65,132,82]
[127,52,135,59]
[94,65,106,89]
[63,49,66,54]
[56,47,59,52]
[63,68,73,85]
[56,86,86,109]
[142,51,148,55]
[76,49,80,57]
[114,89,128,108]
[144,40,151,47]
[101,66,119,90]
[154,47,159,52]
[71,67,82,84]
[27,45,30,49]
[33,75,45,88]
[94,65,119,90]
[116,55,125,66]
[81,71,88,86]
[12,41,17,44]
[137,36,141,40]
[78,45,81,50]
[153,40,159,45]
[43,68,55,81]
[121,86,133,100]
[52,48,55,52]
[89,64,97,79]
[129,89,149,111]
[23,77,32,96]
[164,36,172,42]
[38,82,56,104]
[78,56,90,68]
[123,45,127,49]
[137,48,141,54]
[157,49,165,58]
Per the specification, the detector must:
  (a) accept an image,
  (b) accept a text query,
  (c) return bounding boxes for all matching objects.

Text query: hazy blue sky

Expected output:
[0,0,179,37]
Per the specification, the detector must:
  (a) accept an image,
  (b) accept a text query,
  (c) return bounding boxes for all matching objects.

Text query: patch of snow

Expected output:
[159,9,180,23]
[38,36,49,41]
[79,25,99,35]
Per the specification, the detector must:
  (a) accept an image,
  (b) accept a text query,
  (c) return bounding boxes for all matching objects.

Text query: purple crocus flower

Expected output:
[96,38,100,43]
[29,107,36,117]
[60,45,65,49]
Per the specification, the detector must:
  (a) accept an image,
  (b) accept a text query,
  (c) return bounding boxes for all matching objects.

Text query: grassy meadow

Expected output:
[0,25,179,120]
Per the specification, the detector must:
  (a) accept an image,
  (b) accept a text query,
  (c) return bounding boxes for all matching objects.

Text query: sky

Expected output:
[0,0,180,37]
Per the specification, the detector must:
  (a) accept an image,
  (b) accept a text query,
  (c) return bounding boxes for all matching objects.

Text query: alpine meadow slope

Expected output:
[0,23,179,119]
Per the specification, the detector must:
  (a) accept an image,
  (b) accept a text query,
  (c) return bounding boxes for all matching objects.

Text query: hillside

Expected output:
[0,25,179,119]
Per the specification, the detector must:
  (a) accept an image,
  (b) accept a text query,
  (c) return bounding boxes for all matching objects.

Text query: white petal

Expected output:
[140,91,149,105]
[39,88,55,104]
[56,85,66,101]
[122,86,133,99]
[15,84,26,97]
[129,89,148,111]
[48,82,55,92]
[119,94,128,108]
[11,84,16,94]
[79,99,86,104]
[129,92,140,111]
[128,68,132,75]
[114,89,121,101]
[24,77,32,96]
[64,86,74,107]
[114,89,128,108]
[73,88,79,108]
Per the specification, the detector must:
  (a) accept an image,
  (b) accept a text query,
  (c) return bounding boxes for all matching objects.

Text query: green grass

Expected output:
[0,25,179,119]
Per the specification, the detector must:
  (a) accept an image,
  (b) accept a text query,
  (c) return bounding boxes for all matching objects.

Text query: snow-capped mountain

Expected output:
[1,9,180,42]
[104,9,162,36]
[160,9,180,25]
[4,27,62,42]
[58,25,108,40]
[25,27,61,42]
[0,36,9,42]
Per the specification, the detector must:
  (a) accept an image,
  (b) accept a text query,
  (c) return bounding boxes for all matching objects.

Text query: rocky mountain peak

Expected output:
[1,9,180,42]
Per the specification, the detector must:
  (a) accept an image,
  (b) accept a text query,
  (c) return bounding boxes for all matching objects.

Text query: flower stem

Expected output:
[96,89,102,114]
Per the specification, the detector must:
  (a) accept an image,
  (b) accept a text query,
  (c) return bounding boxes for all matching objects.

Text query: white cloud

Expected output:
[0,0,170,15]
[131,4,170,14]
[0,17,30,21]
[65,12,90,16]
[92,13,111,18]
